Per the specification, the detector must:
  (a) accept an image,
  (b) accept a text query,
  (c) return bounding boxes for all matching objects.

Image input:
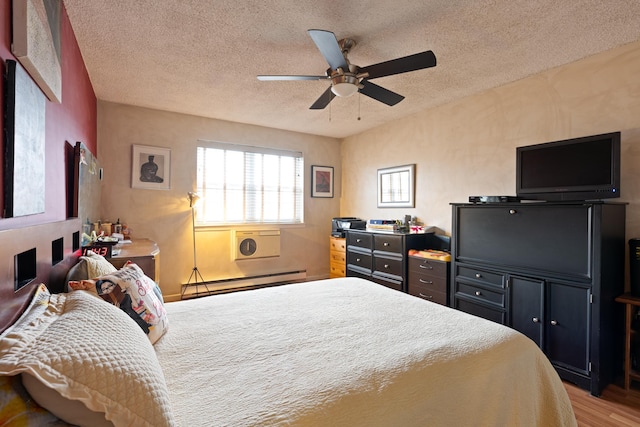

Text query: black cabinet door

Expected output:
[456,205,592,279]
[509,276,544,347]
[546,282,590,374]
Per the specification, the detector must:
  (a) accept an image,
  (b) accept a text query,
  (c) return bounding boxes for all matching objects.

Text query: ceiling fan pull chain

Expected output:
[358,93,361,121]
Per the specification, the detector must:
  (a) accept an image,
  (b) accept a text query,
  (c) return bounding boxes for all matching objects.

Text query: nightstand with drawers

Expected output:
[408,255,450,305]
[329,236,347,278]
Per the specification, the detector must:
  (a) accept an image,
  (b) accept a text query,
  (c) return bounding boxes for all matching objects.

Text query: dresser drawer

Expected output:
[456,265,505,289]
[408,256,448,277]
[373,234,403,253]
[456,282,505,307]
[371,273,403,292]
[330,237,346,252]
[408,271,447,293]
[329,261,346,278]
[455,298,506,324]
[330,250,346,264]
[347,231,373,250]
[412,288,447,305]
[347,250,372,271]
[373,256,403,278]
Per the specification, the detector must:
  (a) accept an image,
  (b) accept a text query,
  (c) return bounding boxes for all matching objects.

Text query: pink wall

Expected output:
[0,1,97,230]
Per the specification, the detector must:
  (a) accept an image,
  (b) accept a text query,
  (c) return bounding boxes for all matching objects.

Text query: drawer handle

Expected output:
[550,320,558,326]
[475,273,482,278]
[419,293,433,300]
[509,209,517,215]
[356,258,361,262]
[475,291,482,296]
[419,264,433,270]
[383,242,390,246]
[532,317,540,323]
[384,264,390,269]
[356,238,361,243]
[419,279,433,284]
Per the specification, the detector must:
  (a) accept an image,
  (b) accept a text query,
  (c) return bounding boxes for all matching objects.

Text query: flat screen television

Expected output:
[516,132,621,201]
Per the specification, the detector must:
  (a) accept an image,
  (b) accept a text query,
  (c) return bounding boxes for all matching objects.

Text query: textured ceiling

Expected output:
[63,0,640,139]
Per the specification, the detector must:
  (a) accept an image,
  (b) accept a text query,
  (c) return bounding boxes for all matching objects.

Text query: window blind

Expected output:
[196,142,304,225]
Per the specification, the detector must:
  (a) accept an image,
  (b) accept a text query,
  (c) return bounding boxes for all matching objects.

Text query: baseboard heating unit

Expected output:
[181,270,307,299]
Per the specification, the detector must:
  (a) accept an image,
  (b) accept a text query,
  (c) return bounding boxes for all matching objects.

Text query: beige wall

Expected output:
[97,102,341,300]
[341,40,640,289]
[98,39,640,298]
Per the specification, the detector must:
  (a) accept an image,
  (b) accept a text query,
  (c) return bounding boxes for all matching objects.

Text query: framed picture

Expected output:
[12,0,62,103]
[131,145,171,190]
[377,164,415,208]
[3,59,46,217]
[311,165,334,198]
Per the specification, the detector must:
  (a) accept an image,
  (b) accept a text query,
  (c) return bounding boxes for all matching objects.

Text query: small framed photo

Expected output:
[131,145,171,190]
[311,165,334,198]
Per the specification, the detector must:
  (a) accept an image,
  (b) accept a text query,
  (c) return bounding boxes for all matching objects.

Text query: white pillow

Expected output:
[22,372,113,427]
[0,286,175,427]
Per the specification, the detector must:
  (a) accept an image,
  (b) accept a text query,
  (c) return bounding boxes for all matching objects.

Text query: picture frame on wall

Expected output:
[3,59,46,217]
[377,164,415,208]
[12,0,62,103]
[131,145,171,190]
[311,165,334,198]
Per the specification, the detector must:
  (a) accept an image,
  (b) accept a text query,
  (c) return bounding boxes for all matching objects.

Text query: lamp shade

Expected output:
[330,74,359,97]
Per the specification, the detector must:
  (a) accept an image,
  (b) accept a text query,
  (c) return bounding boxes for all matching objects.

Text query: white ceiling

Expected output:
[63,0,640,139]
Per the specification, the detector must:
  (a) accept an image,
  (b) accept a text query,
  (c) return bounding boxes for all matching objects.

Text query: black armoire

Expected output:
[450,201,625,396]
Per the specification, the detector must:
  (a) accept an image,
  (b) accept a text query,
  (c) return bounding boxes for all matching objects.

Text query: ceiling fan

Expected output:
[257,29,437,110]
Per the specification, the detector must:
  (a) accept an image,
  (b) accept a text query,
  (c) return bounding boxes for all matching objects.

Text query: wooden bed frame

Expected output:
[0,219,81,332]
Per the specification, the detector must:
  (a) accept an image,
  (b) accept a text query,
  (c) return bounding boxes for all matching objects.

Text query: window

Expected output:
[196,142,304,225]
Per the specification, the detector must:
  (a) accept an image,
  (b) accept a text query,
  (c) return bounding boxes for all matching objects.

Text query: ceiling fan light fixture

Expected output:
[331,74,359,97]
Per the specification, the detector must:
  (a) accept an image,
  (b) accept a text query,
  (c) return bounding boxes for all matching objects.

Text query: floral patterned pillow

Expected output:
[94,262,168,344]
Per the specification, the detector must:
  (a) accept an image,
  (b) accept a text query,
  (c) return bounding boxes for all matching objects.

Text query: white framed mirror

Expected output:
[377,164,415,208]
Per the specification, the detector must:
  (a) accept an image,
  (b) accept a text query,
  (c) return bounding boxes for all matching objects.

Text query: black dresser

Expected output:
[345,230,430,292]
[450,201,626,396]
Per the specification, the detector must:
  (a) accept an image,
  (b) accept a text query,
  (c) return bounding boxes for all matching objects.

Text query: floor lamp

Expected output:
[182,191,210,299]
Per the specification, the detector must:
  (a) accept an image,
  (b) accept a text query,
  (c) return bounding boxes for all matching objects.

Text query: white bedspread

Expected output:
[154,278,576,427]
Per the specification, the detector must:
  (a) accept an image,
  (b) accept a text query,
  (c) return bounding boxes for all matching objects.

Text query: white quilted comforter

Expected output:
[155,277,577,427]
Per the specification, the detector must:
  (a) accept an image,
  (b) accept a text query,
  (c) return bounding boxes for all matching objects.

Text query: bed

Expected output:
[0,220,577,426]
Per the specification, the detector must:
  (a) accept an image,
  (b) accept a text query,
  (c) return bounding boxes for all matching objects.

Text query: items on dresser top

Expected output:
[331,217,366,238]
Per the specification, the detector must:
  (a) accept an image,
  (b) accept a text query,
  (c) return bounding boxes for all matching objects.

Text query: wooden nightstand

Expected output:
[615,293,640,390]
[329,236,346,278]
[108,239,160,284]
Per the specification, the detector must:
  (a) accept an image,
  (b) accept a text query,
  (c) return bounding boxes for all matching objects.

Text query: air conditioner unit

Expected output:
[233,230,281,260]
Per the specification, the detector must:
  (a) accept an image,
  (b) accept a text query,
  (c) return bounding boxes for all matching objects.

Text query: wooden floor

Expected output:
[564,381,640,426]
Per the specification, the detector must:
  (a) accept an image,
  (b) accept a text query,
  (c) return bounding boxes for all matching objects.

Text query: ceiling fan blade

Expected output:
[359,80,405,106]
[257,75,327,81]
[307,29,349,71]
[309,86,335,110]
[360,50,436,80]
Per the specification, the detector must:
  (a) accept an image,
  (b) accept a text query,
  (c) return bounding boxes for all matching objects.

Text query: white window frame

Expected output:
[195,141,304,225]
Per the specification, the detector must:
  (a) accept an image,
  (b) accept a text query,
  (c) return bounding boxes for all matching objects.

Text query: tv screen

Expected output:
[516,132,620,201]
